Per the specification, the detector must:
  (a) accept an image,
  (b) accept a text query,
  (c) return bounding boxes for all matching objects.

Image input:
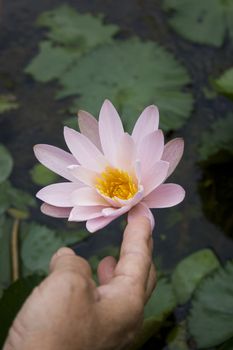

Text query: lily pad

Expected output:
[214,67,233,99]
[21,223,63,274]
[172,249,220,304]
[198,114,233,161]
[163,0,233,47]
[0,145,13,184]
[30,163,59,185]
[0,274,44,348]
[59,38,193,132]
[188,260,233,348]
[37,4,118,47]
[0,94,19,114]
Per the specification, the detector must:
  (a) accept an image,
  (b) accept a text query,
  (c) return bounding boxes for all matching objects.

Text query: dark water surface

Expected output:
[0,0,233,270]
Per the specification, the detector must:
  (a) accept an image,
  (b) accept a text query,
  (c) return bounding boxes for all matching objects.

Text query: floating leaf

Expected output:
[163,0,233,47]
[0,216,12,290]
[131,278,177,350]
[0,145,13,184]
[172,249,220,304]
[21,223,63,274]
[198,114,233,161]
[37,4,118,47]
[214,67,233,99]
[0,274,44,348]
[0,94,19,114]
[30,163,59,185]
[188,261,233,348]
[59,38,193,132]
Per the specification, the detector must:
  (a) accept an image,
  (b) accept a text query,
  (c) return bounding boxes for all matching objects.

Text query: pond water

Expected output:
[0,0,233,349]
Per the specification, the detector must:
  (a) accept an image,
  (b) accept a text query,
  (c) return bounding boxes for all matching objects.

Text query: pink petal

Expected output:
[115,133,136,171]
[71,187,108,206]
[41,203,72,218]
[143,160,169,196]
[143,183,185,208]
[102,205,130,217]
[64,126,108,172]
[68,165,98,187]
[138,130,164,178]
[99,100,124,163]
[36,183,80,207]
[86,210,124,233]
[33,144,78,182]
[162,138,184,178]
[68,205,104,221]
[132,105,159,146]
[78,110,102,150]
[128,202,155,231]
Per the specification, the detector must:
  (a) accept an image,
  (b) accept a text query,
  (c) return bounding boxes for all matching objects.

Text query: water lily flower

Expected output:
[34,100,185,232]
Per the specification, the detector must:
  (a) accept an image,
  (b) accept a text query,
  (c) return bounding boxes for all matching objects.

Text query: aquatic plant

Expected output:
[34,100,185,232]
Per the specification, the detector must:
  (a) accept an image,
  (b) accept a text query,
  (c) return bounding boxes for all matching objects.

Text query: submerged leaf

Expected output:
[172,249,220,304]
[25,41,79,83]
[214,67,233,99]
[198,114,233,161]
[37,4,118,47]
[188,261,233,348]
[30,163,59,185]
[163,0,233,47]
[59,39,193,132]
[0,94,19,114]
[131,278,177,350]
[0,145,13,184]
[21,223,63,274]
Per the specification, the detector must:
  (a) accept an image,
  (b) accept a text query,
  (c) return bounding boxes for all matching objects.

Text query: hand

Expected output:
[4,217,156,350]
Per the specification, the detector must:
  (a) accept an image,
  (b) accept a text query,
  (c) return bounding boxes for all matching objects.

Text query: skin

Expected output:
[4,217,156,350]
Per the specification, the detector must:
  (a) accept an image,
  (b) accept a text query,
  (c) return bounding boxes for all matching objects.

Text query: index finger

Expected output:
[114,216,152,291]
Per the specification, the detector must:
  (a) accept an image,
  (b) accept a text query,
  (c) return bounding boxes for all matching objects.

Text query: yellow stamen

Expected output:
[95,167,138,200]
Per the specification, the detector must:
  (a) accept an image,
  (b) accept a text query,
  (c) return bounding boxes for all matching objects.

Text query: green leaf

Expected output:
[198,114,233,161]
[131,278,177,350]
[25,41,79,82]
[59,38,193,132]
[0,216,12,290]
[172,249,220,304]
[163,0,233,47]
[21,223,63,275]
[0,145,13,184]
[30,163,58,185]
[0,274,44,348]
[214,67,233,99]
[36,4,118,47]
[188,261,233,348]
[0,94,19,114]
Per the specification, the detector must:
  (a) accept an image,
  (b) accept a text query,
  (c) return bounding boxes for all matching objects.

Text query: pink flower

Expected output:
[34,100,185,232]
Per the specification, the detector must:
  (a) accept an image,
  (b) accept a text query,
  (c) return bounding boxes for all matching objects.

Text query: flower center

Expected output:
[95,167,138,200]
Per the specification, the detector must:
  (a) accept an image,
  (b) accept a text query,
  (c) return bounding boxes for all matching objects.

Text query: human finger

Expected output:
[114,216,152,293]
[97,256,117,285]
[50,247,93,279]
